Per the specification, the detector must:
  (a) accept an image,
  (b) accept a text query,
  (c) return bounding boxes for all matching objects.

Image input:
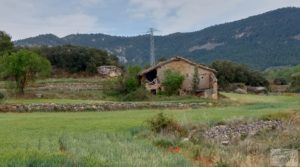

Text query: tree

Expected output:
[210,60,269,90]
[34,45,119,74]
[289,73,300,92]
[162,70,184,96]
[0,50,51,94]
[0,31,13,56]
[192,67,200,93]
[123,65,141,93]
[104,65,141,95]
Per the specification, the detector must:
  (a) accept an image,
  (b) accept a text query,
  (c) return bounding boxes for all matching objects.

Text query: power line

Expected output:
[148,28,157,66]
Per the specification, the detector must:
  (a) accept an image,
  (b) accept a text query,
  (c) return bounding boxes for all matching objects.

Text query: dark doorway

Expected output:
[145,69,157,82]
[151,89,157,95]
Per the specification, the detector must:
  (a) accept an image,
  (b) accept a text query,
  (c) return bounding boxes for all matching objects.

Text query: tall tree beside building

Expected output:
[0,31,13,56]
[192,67,200,93]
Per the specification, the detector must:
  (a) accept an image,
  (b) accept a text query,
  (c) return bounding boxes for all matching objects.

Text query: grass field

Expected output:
[0,93,299,166]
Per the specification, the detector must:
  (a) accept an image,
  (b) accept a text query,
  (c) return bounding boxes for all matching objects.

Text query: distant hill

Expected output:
[15,7,300,70]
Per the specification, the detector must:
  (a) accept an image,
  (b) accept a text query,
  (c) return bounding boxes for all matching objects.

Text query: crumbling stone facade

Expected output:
[97,66,122,78]
[138,57,218,99]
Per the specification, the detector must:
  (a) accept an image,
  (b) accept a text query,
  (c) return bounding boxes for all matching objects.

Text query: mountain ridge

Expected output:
[15,7,300,69]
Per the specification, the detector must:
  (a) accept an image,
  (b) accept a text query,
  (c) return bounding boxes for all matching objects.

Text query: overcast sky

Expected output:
[1,0,300,40]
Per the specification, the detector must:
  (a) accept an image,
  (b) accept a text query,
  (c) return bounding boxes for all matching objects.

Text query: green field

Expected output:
[0,93,299,166]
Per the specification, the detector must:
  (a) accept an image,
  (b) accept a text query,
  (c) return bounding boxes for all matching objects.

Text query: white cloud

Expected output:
[1,0,300,39]
[128,0,300,35]
[0,13,102,40]
[0,0,107,40]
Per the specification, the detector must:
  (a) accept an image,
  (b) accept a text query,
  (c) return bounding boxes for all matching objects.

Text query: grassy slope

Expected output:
[0,93,299,166]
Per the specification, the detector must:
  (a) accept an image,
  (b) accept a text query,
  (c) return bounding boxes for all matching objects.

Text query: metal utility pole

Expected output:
[148,28,157,66]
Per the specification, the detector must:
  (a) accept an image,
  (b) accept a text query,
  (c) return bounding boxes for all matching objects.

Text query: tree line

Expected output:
[0,31,120,95]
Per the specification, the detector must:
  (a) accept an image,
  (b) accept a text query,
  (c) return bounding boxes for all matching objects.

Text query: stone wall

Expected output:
[0,102,209,112]
[202,120,284,145]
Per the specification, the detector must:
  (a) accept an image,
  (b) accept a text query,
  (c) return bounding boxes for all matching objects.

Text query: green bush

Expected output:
[103,66,142,99]
[273,78,288,85]
[121,87,150,101]
[162,70,184,96]
[102,77,123,96]
[262,112,294,121]
[147,113,187,136]
[147,113,177,133]
[210,60,269,90]
[289,73,300,92]
[0,92,4,100]
[123,65,141,93]
[153,138,175,148]
[214,162,230,167]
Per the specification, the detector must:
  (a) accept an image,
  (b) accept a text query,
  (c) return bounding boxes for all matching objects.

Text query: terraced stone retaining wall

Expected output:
[0,102,209,112]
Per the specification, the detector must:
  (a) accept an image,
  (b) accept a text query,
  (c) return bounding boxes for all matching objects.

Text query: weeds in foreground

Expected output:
[0,133,191,167]
[144,111,300,167]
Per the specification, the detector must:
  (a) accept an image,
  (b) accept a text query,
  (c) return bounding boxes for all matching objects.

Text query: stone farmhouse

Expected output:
[138,57,218,99]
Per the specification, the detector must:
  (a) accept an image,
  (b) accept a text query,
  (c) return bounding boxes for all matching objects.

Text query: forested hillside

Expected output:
[15,7,300,69]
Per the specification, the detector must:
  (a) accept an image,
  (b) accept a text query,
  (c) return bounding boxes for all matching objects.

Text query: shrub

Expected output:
[147,113,175,133]
[262,112,294,121]
[289,73,300,92]
[121,87,150,101]
[153,138,175,148]
[123,65,141,93]
[0,92,4,100]
[147,113,187,136]
[162,70,184,96]
[210,60,269,90]
[273,78,288,85]
[214,162,230,167]
[102,77,123,96]
[103,66,142,98]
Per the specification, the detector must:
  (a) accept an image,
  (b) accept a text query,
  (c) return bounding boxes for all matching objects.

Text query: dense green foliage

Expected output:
[210,61,269,90]
[0,91,4,100]
[147,113,179,133]
[0,50,51,94]
[32,45,119,73]
[121,87,150,101]
[0,31,13,56]
[290,73,300,92]
[264,64,300,81]
[123,65,141,93]
[273,78,288,85]
[192,67,200,93]
[162,70,184,96]
[103,66,145,101]
[15,8,300,69]
[264,64,300,92]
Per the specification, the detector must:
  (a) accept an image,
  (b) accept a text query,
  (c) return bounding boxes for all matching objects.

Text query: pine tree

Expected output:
[192,67,200,94]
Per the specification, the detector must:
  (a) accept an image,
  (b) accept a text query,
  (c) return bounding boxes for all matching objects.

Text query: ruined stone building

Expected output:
[138,57,218,99]
[97,65,122,78]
